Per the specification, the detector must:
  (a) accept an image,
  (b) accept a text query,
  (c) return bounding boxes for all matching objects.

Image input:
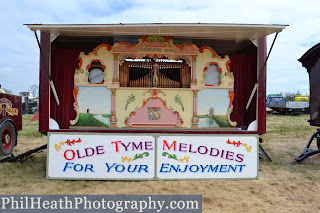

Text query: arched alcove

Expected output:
[205,64,221,86]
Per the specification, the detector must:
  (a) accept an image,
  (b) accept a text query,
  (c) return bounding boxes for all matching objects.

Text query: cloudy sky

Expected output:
[77,87,111,114]
[1,0,319,96]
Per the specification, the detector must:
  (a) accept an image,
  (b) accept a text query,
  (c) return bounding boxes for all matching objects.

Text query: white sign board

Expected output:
[47,134,156,180]
[47,133,258,180]
[157,135,258,179]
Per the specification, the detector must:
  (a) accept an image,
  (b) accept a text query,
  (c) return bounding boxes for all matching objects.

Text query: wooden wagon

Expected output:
[25,23,286,180]
[293,43,320,164]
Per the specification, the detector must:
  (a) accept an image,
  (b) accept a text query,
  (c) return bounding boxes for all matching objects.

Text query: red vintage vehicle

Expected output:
[0,93,22,155]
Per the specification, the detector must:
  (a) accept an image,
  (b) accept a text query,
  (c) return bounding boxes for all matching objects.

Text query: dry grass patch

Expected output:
[1,114,320,212]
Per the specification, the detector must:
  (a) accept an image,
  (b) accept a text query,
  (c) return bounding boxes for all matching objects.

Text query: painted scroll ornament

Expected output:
[227,90,237,127]
[69,87,80,126]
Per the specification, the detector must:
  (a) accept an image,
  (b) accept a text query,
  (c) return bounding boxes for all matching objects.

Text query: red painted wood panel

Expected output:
[258,37,267,134]
[49,128,260,135]
[39,32,50,133]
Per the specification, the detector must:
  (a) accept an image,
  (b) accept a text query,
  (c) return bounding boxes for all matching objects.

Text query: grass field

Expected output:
[74,113,109,127]
[1,114,320,212]
[198,115,231,127]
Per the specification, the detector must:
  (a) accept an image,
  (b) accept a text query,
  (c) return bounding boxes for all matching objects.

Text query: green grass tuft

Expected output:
[18,114,44,138]
[75,113,109,127]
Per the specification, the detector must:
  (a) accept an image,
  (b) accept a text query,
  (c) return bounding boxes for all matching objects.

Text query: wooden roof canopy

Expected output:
[26,23,287,54]
[298,43,320,71]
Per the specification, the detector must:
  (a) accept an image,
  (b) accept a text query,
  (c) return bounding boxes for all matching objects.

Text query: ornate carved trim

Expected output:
[86,59,106,71]
[93,44,112,55]
[227,90,237,127]
[110,112,117,122]
[192,114,199,123]
[125,97,184,128]
[202,62,223,86]
[113,53,119,60]
[110,112,118,128]
[111,88,116,95]
[199,46,230,62]
[191,113,199,128]
[77,57,82,70]
[115,41,136,49]
[119,54,135,65]
[175,43,198,51]
[175,55,191,65]
[143,89,166,96]
[112,76,119,83]
[69,87,80,126]
[199,46,218,58]
[226,60,232,73]
[115,35,199,60]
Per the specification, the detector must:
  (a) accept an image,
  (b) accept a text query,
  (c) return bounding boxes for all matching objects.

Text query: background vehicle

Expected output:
[293,95,309,102]
[19,92,38,114]
[0,93,22,155]
[267,94,309,115]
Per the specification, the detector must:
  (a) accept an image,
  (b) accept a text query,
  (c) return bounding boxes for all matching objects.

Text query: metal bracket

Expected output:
[246,32,279,110]
[50,32,60,43]
[34,31,60,105]
[250,38,258,47]
[259,144,272,161]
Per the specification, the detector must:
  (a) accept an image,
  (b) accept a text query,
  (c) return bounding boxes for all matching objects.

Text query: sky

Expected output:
[77,87,111,114]
[1,0,319,96]
[198,89,230,115]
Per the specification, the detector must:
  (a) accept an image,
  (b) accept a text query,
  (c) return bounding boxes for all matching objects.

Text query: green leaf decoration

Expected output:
[132,152,150,161]
[125,94,135,110]
[147,36,165,43]
[162,152,178,161]
[162,152,169,157]
[75,69,84,74]
[174,95,184,111]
